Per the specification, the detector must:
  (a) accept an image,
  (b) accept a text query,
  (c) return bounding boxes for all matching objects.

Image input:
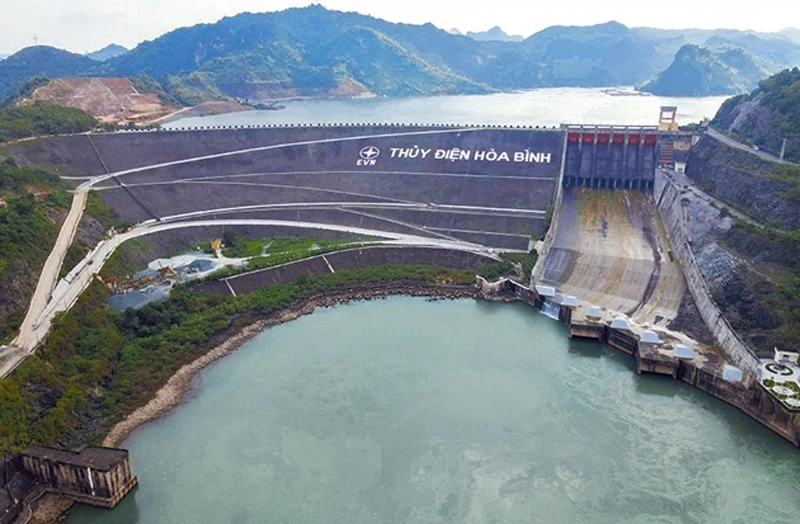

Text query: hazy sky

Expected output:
[0,0,794,55]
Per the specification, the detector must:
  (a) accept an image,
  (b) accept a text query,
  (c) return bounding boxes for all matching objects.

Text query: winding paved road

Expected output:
[2,126,541,378]
[15,191,87,346]
[1,190,88,376]
[706,127,795,165]
[0,216,501,378]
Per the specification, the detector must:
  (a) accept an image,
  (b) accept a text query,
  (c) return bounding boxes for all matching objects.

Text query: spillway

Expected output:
[540,188,684,325]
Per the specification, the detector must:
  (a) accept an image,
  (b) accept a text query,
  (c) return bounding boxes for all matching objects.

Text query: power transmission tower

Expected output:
[33,34,39,46]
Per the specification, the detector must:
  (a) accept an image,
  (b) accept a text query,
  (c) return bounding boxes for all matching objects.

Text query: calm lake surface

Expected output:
[69,298,800,524]
[164,87,728,129]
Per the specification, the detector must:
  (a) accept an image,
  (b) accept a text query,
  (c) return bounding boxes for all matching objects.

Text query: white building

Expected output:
[774,348,800,366]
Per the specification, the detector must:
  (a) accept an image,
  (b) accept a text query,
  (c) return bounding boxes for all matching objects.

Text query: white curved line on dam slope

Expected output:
[78,127,486,189]
[96,180,421,206]
[144,202,546,225]
[2,217,504,374]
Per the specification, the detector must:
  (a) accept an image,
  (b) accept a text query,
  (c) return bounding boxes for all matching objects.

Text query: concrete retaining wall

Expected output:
[654,170,760,380]
[194,246,496,296]
[532,132,569,283]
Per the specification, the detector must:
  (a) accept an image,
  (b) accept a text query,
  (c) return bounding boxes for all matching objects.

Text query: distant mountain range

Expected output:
[640,44,780,96]
[86,44,128,62]
[466,27,524,42]
[779,28,800,44]
[0,6,798,102]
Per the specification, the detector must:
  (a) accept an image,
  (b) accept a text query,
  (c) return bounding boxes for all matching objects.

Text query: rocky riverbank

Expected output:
[23,281,478,523]
[103,282,478,447]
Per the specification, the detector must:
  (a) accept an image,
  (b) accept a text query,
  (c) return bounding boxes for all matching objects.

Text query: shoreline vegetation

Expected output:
[103,283,480,447]
[31,282,481,524]
[0,265,478,457]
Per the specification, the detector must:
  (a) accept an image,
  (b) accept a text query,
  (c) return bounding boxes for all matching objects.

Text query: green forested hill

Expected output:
[640,44,778,96]
[0,46,97,101]
[98,7,494,98]
[713,67,800,161]
[2,6,800,102]
[0,104,97,143]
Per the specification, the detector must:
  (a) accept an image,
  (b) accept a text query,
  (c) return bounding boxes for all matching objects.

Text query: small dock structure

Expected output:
[21,446,137,509]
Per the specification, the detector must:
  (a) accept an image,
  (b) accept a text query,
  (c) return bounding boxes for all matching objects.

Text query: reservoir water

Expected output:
[163,87,728,129]
[69,297,800,523]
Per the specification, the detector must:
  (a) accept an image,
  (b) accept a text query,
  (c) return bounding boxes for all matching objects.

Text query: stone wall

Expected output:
[654,169,761,380]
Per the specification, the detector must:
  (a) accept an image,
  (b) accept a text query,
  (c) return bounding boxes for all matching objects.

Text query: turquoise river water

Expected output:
[68,297,800,524]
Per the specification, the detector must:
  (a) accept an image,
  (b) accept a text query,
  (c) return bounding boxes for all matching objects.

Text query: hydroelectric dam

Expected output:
[9,121,800,447]
[6,122,678,339]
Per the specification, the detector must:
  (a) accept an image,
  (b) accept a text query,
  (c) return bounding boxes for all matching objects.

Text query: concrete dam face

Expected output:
[540,188,684,326]
[14,126,568,251]
[10,124,677,317]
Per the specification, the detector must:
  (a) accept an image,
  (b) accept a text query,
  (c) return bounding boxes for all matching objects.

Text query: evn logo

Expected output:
[357,146,380,166]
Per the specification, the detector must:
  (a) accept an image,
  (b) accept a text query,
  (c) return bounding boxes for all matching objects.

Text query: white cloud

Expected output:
[0,0,792,55]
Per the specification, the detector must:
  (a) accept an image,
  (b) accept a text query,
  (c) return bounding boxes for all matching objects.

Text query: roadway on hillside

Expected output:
[665,167,786,233]
[706,127,795,165]
[15,190,87,345]
[0,217,500,378]
[1,190,87,377]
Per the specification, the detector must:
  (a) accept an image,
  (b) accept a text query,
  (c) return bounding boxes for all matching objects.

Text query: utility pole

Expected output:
[780,138,787,161]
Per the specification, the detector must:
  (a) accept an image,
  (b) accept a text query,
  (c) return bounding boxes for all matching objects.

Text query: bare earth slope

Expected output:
[541,188,684,325]
[21,78,174,123]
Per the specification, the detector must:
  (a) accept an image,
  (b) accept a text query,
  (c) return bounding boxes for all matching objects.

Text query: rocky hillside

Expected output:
[686,136,800,229]
[640,45,778,96]
[712,67,800,162]
[683,185,800,355]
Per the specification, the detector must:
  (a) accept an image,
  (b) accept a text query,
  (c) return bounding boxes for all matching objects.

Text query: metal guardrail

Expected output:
[96,123,565,134]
